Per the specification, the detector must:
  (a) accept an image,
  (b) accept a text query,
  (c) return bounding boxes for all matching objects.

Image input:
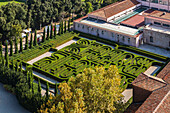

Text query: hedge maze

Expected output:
[33,39,162,85]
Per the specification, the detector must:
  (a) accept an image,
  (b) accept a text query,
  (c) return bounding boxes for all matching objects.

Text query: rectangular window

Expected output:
[122,36,125,42]
[154,22,161,25]
[151,0,158,3]
[163,24,170,27]
[112,33,114,38]
[128,38,130,43]
[150,36,153,42]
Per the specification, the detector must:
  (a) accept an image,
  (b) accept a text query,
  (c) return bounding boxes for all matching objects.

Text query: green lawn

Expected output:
[0,0,24,7]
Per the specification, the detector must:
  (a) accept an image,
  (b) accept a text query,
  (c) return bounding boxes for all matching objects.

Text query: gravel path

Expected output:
[0,83,30,113]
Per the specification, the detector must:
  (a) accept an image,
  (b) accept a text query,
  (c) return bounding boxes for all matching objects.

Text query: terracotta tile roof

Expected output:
[132,73,166,92]
[89,0,139,19]
[144,9,170,20]
[128,62,170,113]
[121,15,145,28]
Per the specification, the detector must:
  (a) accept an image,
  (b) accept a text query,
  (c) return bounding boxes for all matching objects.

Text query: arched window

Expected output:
[78,24,80,28]
[150,36,153,42]
[102,31,104,35]
[82,25,84,29]
[122,36,125,41]
[91,28,94,31]
[112,33,114,38]
[128,38,130,43]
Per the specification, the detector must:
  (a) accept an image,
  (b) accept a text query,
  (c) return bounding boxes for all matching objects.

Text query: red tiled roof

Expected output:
[121,15,145,28]
[128,62,170,113]
[74,15,88,22]
[89,0,139,19]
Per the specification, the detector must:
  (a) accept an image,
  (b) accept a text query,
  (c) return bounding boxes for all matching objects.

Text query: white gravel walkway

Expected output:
[0,83,30,113]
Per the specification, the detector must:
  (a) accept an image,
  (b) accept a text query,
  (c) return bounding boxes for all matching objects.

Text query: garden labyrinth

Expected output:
[33,39,163,85]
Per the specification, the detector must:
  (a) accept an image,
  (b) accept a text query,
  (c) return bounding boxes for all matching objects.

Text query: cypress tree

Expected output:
[34,30,37,46]
[32,80,34,94]
[10,40,13,56]
[54,24,57,38]
[5,40,8,59]
[47,26,50,40]
[25,34,28,50]
[30,32,33,49]
[68,18,71,31]
[50,24,53,39]
[46,82,49,99]
[59,26,61,35]
[55,83,58,96]
[1,55,5,66]
[64,20,67,33]
[5,40,9,68]
[38,79,42,95]
[20,37,23,52]
[42,28,46,42]
[0,42,2,56]
[15,38,18,54]
[61,20,64,34]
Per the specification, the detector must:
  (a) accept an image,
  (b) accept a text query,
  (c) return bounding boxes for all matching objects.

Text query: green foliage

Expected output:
[10,40,13,56]
[42,28,46,42]
[46,82,49,99]
[61,20,64,34]
[34,30,37,46]
[47,26,50,40]
[30,32,33,49]
[15,38,18,54]
[5,40,9,68]
[68,18,71,31]
[54,24,57,38]
[0,42,2,56]
[20,37,23,52]
[50,24,53,39]
[64,20,67,33]
[25,34,29,50]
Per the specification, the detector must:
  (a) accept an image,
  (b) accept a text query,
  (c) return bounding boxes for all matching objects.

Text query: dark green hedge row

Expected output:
[32,38,160,85]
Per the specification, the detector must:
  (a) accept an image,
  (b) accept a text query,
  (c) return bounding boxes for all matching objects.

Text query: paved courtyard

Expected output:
[0,83,30,113]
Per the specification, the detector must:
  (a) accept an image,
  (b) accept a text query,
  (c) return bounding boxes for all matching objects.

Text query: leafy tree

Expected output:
[50,24,53,39]
[0,42,2,56]
[85,2,93,14]
[19,62,22,72]
[30,32,33,49]
[61,20,64,34]
[15,38,18,54]
[11,60,15,70]
[15,62,19,72]
[25,34,29,50]
[42,28,46,42]
[10,40,13,56]
[34,30,37,46]
[38,66,124,112]
[47,26,50,40]
[20,37,23,52]
[38,79,42,96]
[55,83,58,96]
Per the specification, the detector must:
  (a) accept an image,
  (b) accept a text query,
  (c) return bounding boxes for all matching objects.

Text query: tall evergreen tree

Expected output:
[0,42,2,56]
[25,34,29,50]
[47,26,50,40]
[55,83,58,96]
[15,38,18,54]
[42,28,46,42]
[1,54,5,66]
[38,79,42,96]
[64,20,67,33]
[54,24,57,38]
[46,82,49,99]
[30,32,33,49]
[61,20,64,34]
[5,40,9,68]
[16,62,19,72]
[20,37,23,52]
[11,60,14,70]
[34,30,37,46]
[50,24,53,39]
[10,40,13,56]
[68,18,71,31]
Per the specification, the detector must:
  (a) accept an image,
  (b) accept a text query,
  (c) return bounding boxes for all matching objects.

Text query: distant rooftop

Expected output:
[145,25,170,35]
[80,18,140,37]
[144,9,170,21]
[88,0,139,20]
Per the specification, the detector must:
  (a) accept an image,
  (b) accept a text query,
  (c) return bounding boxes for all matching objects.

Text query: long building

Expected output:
[74,0,170,49]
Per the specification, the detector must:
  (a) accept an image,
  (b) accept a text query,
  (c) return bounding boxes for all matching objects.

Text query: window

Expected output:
[122,36,125,42]
[150,36,153,42]
[117,35,119,38]
[91,28,94,31]
[112,33,114,38]
[163,24,170,27]
[102,31,104,35]
[128,38,130,43]
[151,0,158,3]
[97,29,99,33]
[154,22,161,25]
[82,25,84,29]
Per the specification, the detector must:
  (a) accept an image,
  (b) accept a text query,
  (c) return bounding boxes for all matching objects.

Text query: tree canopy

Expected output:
[38,65,124,113]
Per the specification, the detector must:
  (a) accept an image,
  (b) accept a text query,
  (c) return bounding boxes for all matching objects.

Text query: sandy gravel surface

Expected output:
[0,83,30,113]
